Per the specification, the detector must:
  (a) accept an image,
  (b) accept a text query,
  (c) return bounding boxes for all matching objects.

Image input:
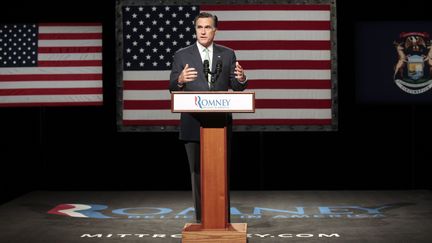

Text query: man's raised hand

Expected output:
[178,64,198,84]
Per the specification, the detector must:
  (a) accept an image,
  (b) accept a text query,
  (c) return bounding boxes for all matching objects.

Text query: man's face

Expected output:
[195,17,216,47]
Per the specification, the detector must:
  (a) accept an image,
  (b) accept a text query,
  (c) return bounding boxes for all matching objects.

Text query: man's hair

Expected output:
[194,12,218,28]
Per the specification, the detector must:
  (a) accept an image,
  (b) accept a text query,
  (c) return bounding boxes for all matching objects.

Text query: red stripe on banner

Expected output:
[38,60,102,67]
[39,33,102,40]
[256,99,331,109]
[242,60,331,70]
[218,21,330,30]
[122,120,180,126]
[0,101,103,107]
[201,5,331,11]
[124,100,170,110]
[123,80,168,90]
[216,40,331,50]
[39,23,102,26]
[233,119,332,125]
[38,47,102,53]
[0,88,102,96]
[248,79,331,89]
[0,74,102,81]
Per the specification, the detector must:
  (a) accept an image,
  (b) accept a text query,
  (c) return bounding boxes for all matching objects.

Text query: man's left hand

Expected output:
[235,61,246,82]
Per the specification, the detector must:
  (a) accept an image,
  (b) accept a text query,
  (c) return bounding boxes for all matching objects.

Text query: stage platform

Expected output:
[0,190,431,242]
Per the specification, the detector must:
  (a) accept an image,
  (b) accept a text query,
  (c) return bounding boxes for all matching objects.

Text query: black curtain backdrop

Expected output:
[1,0,431,204]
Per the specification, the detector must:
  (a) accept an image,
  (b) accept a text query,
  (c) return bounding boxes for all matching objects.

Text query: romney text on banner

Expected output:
[121,5,332,126]
[0,23,103,107]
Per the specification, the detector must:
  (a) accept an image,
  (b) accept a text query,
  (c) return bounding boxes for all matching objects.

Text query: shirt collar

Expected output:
[196,42,214,53]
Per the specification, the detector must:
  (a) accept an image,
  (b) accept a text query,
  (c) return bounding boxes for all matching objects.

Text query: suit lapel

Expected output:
[189,44,209,90]
[189,43,209,90]
[189,44,202,72]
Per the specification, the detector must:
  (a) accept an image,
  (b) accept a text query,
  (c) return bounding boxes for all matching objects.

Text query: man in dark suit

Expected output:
[169,12,247,223]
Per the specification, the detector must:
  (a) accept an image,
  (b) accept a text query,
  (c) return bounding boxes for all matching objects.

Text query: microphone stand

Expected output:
[203,60,222,91]
[209,61,222,91]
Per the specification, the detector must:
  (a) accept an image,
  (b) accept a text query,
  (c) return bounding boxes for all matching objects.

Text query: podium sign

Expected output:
[171,91,255,113]
[172,91,254,243]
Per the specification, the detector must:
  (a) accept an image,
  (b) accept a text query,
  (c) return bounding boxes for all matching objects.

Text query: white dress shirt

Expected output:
[196,42,213,71]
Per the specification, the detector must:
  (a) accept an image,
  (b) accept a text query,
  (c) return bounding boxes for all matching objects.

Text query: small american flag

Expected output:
[121,4,333,128]
[0,23,103,107]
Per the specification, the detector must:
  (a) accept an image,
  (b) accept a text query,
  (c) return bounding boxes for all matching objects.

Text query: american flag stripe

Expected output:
[0,80,102,89]
[204,10,329,20]
[121,4,333,127]
[0,95,102,106]
[123,99,331,110]
[235,50,331,60]
[124,79,331,90]
[215,31,330,41]
[122,120,179,126]
[38,24,102,33]
[0,67,102,74]
[39,53,102,60]
[247,80,331,89]
[123,73,329,90]
[0,74,101,81]
[122,108,331,121]
[199,4,330,10]
[123,89,331,100]
[216,41,330,50]
[38,47,102,53]
[38,40,102,47]
[38,60,102,67]
[122,118,332,126]
[0,88,102,95]
[38,33,102,39]
[203,11,330,21]
[217,21,330,30]
[123,69,330,80]
[241,60,330,69]
[0,23,102,107]
[233,118,331,125]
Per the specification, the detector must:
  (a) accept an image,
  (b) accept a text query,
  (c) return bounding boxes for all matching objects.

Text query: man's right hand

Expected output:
[178,64,198,85]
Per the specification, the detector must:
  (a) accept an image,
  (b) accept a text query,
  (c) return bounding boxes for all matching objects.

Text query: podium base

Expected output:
[182,223,247,243]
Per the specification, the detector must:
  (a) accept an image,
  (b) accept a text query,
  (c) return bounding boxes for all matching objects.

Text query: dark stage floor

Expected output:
[0,190,431,242]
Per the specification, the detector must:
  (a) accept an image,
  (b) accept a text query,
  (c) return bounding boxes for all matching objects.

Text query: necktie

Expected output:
[203,48,211,87]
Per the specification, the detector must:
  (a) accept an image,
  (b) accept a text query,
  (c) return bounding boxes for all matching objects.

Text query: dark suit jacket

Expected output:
[169,43,247,141]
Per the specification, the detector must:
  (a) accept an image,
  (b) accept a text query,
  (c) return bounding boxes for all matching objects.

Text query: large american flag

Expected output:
[0,23,103,107]
[121,5,333,128]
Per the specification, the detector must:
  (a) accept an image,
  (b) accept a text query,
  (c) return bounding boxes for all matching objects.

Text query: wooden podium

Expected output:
[171,91,255,243]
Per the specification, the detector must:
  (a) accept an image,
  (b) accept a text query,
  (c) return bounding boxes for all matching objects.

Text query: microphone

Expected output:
[203,60,210,82]
[215,60,222,76]
[211,60,222,84]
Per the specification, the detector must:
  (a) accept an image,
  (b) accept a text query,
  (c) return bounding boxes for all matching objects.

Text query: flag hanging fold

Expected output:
[0,23,103,107]
[121,5,333,127]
